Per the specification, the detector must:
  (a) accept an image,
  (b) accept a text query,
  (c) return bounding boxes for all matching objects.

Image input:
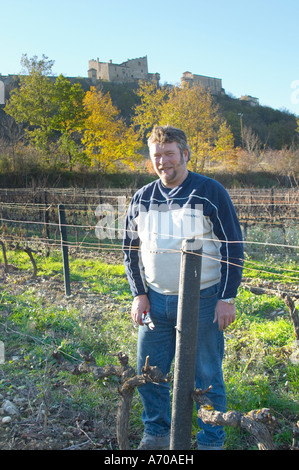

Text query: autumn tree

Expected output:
[133,81,169,141]
[159,84,233,172]
[133,82,235,172]
[213,121,237,169]
[81,87,142,172]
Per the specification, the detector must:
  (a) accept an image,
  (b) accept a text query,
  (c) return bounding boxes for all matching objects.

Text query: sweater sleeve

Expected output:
[122,195,148,297]
[205,182,244,299]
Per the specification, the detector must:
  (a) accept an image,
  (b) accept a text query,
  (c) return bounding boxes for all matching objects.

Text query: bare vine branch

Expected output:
[66,352,169,450]
[192,386,276,450]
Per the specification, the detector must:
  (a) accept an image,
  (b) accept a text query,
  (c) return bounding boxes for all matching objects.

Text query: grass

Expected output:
[0,240,298,450]
[223,289,298,449]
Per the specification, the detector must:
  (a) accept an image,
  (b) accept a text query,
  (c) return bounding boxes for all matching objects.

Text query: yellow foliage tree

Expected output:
[160,85,226,172]
[133,82,236,172]
[133,81,169,140]
[81,87,142,172]
[213,121,237,169]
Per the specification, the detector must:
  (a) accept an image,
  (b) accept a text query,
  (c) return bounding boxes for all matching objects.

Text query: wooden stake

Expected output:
[170,238,203,450]
[58,204,71,296]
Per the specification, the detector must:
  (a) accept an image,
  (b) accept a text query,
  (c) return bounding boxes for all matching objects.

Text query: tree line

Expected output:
[1,54,298,179]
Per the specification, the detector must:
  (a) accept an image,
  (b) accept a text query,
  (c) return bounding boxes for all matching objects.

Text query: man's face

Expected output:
[149,141,189,188]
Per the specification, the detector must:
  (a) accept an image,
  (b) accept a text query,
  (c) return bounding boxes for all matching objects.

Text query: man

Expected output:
[123,125,243,450]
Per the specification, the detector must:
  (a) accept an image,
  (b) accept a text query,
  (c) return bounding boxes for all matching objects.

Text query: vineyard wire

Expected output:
[1,232,298,283]
[1,216,298,250]
[1,188,298,284]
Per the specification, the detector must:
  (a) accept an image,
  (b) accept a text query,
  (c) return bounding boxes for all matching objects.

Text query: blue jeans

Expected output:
[137,283,226,448]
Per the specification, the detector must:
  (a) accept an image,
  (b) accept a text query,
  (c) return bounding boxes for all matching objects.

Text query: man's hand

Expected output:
[213,300,236,330]
[131,294,151,325]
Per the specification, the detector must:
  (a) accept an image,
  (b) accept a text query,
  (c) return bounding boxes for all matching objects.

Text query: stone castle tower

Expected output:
[88,56,160,84]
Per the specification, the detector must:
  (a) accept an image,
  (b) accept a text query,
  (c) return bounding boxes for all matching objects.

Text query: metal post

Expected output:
[58,204,71,296]
[170,238,202,450]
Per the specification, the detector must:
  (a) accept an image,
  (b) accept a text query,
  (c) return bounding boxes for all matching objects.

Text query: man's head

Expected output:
[148,126,190,188]
[148,125,191,162]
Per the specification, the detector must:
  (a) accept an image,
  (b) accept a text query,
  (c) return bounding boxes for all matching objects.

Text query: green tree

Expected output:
[5,54,56,155]
[51,75,86,168]
[5,56,89,169]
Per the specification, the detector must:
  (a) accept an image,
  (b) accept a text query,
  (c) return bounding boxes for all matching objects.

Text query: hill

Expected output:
[215,93,298,149]
[1,78,297,151]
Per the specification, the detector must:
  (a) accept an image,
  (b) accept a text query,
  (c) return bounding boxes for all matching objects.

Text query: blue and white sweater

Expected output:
[123,171,243,299]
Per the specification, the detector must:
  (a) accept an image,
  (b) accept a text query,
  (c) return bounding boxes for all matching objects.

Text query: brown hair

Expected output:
[148,125,191,161]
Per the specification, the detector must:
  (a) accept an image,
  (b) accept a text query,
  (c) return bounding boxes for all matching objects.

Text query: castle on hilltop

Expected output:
[0,55,259,106]
[88,56,160,85]
[181,71,224,95]
[87,56,225,96]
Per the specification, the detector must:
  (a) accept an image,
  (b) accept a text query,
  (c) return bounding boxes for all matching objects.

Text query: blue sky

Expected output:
[1,0,299,116]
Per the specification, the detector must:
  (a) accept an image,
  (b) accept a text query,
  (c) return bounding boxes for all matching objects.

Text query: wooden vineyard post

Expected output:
[58,204,71,296]
[170,238,203,450]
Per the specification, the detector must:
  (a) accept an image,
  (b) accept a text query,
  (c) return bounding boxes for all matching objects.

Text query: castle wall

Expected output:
[88,59,110,81]
[181,72,223,95]
[88,56,153,83]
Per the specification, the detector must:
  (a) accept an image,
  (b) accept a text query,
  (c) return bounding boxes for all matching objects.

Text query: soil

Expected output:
[0,251,137,451]
[1,251,298,450]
